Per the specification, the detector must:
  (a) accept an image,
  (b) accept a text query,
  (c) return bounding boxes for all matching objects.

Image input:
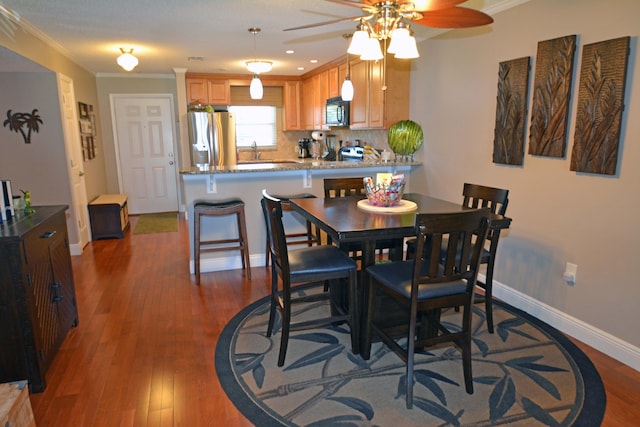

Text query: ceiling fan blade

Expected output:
[284,16,362,32]
[408,1,467,12]
[413,7,494,28]
[325,0,373,8]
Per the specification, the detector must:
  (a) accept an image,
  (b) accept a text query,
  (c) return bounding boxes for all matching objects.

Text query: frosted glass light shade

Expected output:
[250,75,263,99]
[347,29,369,56]
[246,60,272,74]
[360,37,383,60]
[341,77,354,101]
[387,27,410,54]
[393,34,419,59]
[117,49,138,71]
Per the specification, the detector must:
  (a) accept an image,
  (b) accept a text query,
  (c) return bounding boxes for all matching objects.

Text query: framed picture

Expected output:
[78,102,89,118]
[79,118,93,134]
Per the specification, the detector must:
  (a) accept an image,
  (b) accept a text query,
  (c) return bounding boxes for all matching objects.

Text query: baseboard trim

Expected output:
[488,274,640,372]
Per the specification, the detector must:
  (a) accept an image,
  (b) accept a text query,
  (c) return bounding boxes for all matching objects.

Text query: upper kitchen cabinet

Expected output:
[283,80,301,130]
[301,73,327,130]
[349,57,410,129]
[186,77,231,105]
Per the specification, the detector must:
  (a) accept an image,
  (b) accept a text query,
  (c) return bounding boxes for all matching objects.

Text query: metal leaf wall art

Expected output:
[493,56,530,165]
[528,35,577,157]
[3,109,43,144]
[570,37,630,175]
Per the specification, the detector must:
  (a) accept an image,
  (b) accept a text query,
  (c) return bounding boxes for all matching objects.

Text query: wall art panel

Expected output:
[570,36,630,175]
[528,35,577,157]
[493,56,531,165]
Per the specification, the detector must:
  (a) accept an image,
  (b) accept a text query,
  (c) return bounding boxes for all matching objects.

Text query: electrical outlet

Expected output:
[563,262,578,284]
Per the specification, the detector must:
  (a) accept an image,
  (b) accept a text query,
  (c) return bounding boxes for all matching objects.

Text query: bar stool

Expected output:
[193,198,251,285]
[265,193,321,266]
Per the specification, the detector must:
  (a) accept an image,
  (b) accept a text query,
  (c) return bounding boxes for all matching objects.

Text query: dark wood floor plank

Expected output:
[27,215,638,426]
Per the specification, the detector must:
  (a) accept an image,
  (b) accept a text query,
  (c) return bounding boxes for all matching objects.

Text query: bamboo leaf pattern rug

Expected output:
[215,293,605,426]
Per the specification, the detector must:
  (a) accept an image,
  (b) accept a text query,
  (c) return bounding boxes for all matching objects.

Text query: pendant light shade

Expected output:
[250,74,263,99]
[117,48,138,71]
[347,26,370,55]
[341,77,354,101]
[360,37,383,61]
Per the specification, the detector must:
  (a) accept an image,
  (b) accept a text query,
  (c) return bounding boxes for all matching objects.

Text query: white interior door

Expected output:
[112,95,178,214]
[57,73,90,252]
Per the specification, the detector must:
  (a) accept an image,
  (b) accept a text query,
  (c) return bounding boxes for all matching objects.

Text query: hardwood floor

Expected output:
[28,216,639,426]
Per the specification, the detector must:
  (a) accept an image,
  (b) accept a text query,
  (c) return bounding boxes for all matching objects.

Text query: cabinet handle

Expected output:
[40,230,57,239]
[51,282,64,302]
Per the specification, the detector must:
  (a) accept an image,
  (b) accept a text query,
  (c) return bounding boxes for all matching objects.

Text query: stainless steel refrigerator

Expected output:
[187,111,237,169]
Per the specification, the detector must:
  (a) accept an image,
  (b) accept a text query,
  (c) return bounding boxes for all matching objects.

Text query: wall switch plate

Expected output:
[563,262,578,284]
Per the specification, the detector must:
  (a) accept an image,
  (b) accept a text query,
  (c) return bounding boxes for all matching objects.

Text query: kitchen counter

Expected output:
[179,158,421,175]
[180,158,422,279]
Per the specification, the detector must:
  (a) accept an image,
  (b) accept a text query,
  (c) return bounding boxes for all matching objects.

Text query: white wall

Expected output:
[409,0,639,366]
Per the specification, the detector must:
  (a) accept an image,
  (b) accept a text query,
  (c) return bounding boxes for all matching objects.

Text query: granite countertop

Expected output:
[180,158,421,175]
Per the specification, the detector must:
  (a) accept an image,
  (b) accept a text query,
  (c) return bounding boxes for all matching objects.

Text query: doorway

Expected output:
[111,94,179,214]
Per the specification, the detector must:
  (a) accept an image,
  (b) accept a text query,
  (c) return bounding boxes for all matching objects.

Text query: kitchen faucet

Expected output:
[251,141,261,160]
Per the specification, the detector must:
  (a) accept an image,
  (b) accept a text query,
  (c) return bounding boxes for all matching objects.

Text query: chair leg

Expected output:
[461,299,474,394]
[348,269,359,355]
[266,265,278,337]
[236,208,251,280]
[194,211,201,285]
[277,294,292,367]
[483,264,496,333]
[265,237,270,267]
[405,301,419,409]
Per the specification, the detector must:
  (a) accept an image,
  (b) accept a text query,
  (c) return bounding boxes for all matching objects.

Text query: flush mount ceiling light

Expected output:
[246,27,271,100]
[117,48,138,71]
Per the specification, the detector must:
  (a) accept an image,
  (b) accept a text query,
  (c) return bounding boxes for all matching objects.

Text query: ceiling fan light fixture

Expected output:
[117,48,138,71]
[246,60,272,74]
[393,34,419,59]
[250,74,263,99]
[347,27,369,56]
[387,25,410,54]
[360,37,383,61]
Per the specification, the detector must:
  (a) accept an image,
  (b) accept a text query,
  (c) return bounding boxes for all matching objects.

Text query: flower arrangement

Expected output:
[364,174,405,207]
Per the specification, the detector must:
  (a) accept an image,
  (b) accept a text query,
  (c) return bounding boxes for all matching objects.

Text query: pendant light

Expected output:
[246,28,271,100]
[341,34,354,101]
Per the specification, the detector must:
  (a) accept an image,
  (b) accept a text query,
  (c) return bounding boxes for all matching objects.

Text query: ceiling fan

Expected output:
[284,0,494,34]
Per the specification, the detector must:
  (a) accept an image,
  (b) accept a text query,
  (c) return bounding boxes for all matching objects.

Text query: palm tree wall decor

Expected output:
[3,109,43,144]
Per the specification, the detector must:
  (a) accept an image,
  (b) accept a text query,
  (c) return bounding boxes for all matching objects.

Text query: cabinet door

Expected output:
[283,81,301,130]
[186,78,208,104]
[207,79,231,104]
[327,66,340,99]
[368,59,385,128]
[301,77,316,130]
[316,72,328,128]
[349,59,369,129]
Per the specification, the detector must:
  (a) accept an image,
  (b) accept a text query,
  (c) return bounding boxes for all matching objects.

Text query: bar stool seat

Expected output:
[194,198,251,284]
[265,193,321,266]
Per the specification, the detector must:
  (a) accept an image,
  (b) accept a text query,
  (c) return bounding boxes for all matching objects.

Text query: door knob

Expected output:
[169,161,174,165]
[79,171,85,176]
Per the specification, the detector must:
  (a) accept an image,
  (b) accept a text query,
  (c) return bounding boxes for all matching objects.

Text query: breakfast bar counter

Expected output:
[180,159,421,278]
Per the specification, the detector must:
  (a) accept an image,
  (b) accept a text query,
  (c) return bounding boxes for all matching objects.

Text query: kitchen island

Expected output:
[180,159,421,278]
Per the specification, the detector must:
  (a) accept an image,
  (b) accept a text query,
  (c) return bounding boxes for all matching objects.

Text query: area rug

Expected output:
[215,292,605,426]
[133,212,178,234]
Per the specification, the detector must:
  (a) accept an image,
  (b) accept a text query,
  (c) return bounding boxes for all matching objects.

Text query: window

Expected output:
[229,106,277,148]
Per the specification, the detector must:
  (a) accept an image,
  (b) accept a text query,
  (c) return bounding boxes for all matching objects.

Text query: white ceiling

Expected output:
[0,0,528,75]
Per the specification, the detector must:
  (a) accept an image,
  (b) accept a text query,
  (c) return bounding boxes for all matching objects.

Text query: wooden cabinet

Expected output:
[349,57,410,129]
[0,206,78,392]
[283,80,302,130]
[186,77,231,105]
[327,66,340,99]
[301,71,331,130]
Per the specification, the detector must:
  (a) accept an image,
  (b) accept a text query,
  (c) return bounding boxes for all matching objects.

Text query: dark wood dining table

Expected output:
[290,192,512,271]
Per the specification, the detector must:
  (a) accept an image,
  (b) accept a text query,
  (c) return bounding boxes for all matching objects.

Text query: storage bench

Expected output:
[88,194,129,239]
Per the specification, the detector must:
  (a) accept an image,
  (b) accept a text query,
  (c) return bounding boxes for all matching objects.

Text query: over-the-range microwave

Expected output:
[325,96,350,127]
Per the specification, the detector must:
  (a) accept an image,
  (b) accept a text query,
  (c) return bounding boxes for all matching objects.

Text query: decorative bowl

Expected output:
[364,175,406,207]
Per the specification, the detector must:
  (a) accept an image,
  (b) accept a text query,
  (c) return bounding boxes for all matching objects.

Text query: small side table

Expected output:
[88,194,129,239]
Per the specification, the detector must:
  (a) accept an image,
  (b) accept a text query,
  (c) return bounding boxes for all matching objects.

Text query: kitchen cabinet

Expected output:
[328,66,340,99]
[0,206,79,392]
[283,80,302,130]
[186,77,231,105]
[301,71,330,130]
[349,57,410,129]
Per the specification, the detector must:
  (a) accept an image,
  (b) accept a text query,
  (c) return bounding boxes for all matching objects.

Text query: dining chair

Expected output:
[261,190,359,366]
[263,193,321,266]
[362,208,490,409]
[323,177,402,261]
[405,183,509,333]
